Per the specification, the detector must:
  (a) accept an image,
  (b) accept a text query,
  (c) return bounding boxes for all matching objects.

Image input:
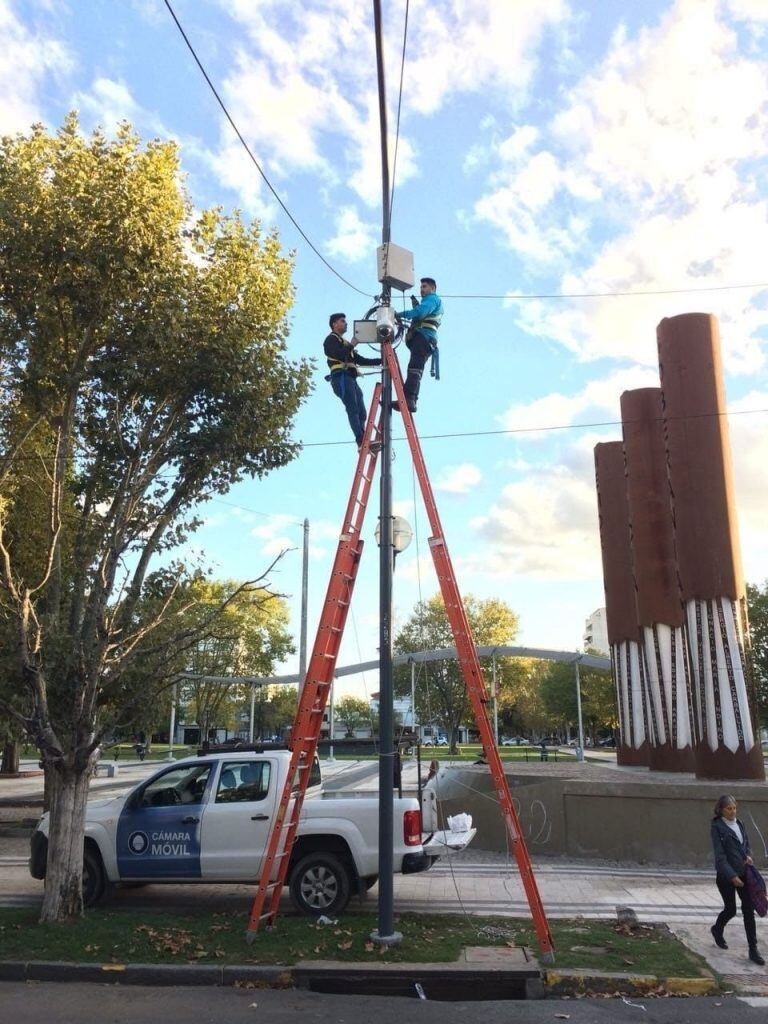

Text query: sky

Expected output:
[4,0,768,700]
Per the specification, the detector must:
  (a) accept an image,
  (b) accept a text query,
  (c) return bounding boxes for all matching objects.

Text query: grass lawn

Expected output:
[0,908,707,977]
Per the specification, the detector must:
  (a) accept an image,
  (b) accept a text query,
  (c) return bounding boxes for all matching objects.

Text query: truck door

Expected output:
[199,758,276,880]
[116,761,213,879]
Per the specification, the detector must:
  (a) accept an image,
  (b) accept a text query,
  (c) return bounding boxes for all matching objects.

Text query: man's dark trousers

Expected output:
[404,330,433,409]
[331,371,367,445]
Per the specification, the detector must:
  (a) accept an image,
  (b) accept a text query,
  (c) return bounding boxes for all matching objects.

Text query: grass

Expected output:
[0,908,707,976]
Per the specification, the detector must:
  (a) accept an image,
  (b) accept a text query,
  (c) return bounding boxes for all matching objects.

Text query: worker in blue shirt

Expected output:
[393,277,443,413]
[323,312,381,447]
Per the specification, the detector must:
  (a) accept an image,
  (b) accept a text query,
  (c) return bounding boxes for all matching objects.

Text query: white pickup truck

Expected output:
[30,749,475,915]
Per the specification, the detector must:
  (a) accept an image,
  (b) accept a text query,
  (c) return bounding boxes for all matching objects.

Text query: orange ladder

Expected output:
[246,385,382,936]
[383,343,554,960]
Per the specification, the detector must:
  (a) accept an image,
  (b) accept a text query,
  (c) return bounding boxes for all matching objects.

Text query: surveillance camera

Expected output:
[376,305,395,341]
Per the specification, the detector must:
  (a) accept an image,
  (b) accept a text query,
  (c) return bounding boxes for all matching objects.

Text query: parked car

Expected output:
[501,736,527,746]
[30,749,475,915]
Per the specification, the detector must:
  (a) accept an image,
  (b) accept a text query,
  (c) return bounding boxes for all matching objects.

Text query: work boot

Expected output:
[710,925,727,949]
[749,946,765,965]
[391,398,417,414]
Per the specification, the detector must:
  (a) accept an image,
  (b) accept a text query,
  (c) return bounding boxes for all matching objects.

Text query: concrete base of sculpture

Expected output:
[428,761,768,868]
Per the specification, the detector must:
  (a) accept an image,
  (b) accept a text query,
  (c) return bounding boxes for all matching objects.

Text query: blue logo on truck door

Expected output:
[116,763,211,879]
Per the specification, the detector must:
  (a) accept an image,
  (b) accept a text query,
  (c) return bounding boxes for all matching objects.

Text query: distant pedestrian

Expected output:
[710,794,764,964]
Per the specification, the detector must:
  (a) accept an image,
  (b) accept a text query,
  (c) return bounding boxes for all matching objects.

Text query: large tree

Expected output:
[747,582,768,727]
[539,658,616,742]
[0,116,311,921]
[394,594,519,752]
[177,578,294,741]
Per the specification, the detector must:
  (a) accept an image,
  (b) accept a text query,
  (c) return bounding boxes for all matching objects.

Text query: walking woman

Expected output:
[710,794,764,965]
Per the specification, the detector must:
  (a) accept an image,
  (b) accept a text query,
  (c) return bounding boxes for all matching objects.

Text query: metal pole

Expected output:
[492,654,499,745]
[371,0,400,949]
[299,518,309,697]
[166,680,177,760]
[411,660,416,736]
[329,679,335,762]
[248,685,256,744]
[575,659,585,762]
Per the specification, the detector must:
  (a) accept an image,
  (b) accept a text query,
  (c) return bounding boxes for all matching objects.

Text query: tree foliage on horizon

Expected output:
[0,114,311,921]
[394,593,520,751]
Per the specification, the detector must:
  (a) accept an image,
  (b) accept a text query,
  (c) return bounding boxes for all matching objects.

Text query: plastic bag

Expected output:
[447,812,472,833]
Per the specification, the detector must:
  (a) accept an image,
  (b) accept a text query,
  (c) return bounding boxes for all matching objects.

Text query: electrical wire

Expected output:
[442,281,768,301]
[387,0,409,235]
[162,0,370,297]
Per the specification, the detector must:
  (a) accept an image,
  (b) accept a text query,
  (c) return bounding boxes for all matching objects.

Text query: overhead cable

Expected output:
[443,281,768,300]
[162,0,369,296]
[387,0,410,235]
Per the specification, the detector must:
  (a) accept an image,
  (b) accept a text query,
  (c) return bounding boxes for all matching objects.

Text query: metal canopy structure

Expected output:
[180,645,610,688]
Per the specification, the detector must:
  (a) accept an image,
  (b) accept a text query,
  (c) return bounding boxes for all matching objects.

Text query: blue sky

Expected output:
[5,0,768,699]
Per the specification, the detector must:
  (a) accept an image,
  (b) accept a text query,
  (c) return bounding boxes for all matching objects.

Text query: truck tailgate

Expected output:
[422,827,477,854]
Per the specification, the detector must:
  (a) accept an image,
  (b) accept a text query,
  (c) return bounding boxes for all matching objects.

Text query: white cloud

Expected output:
[468,468,600,581]
[474,0,768,372]
[436,463,483,494]
[73,77,141,129]
[0,0,71,134]
[497,367,659,436]
[325,206,378,263]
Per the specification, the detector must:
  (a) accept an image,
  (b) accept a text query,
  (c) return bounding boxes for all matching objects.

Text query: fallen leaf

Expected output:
[555,1015,570,1020]
[337,941,352,950]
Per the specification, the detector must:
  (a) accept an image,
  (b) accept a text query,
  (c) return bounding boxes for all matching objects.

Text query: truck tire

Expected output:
[288,852,352,916]
[83,845,106,907]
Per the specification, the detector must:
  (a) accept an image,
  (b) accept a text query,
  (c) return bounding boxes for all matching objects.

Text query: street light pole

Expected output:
[299,518,309,698]
[166,680,178,761]
[371,0,400,949]
[574,658,585,762]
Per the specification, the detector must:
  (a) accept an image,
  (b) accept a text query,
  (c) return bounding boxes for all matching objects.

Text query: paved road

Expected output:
[0,984,766,1024]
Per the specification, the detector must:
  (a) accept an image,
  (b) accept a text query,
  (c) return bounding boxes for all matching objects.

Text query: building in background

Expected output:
[583,608,609,656]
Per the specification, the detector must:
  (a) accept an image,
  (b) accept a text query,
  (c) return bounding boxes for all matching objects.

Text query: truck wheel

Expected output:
[83,845,106,907]
[289,853,351,916]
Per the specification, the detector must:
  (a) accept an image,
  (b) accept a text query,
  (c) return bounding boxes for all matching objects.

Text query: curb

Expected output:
[545,968,720,997]
[0,961,291,987]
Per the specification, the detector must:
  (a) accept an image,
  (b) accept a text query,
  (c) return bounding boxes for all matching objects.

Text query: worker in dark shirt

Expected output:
[324,313,381,448]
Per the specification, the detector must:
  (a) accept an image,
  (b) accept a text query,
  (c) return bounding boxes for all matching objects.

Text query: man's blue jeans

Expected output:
[331,371,367,445]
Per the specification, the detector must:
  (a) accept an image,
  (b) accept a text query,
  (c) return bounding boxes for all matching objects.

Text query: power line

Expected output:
[4,405,768,466]
[443,281,768,300]
[162,0,370,297]
[387,0,410,235]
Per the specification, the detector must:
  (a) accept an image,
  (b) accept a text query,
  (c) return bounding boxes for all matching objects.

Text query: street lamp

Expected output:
[374,515,413,556]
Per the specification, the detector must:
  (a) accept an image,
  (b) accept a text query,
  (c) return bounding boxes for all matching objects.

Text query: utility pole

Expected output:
[371,0,400,948]
[299,518,309,698]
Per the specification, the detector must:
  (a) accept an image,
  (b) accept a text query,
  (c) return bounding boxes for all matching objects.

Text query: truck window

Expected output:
[293,755,322,792]
[138,763,211,808]
[215,760,271,803]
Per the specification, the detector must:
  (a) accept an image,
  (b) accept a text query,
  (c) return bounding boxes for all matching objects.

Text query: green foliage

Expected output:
[394,594,519,750]
[0,115,311,916]
[540,659,616,739]
[747,581,768,727]
[334,695,371,736]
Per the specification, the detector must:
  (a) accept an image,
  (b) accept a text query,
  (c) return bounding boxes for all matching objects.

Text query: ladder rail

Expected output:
[384,345,555,960]
[246,385,383,935]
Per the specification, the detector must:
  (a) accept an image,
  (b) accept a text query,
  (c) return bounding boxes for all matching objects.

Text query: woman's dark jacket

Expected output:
[711,816,751,881]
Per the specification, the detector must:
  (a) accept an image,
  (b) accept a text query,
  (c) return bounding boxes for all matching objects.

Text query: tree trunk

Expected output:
[0,741,20,774]
[39,757,95,922]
